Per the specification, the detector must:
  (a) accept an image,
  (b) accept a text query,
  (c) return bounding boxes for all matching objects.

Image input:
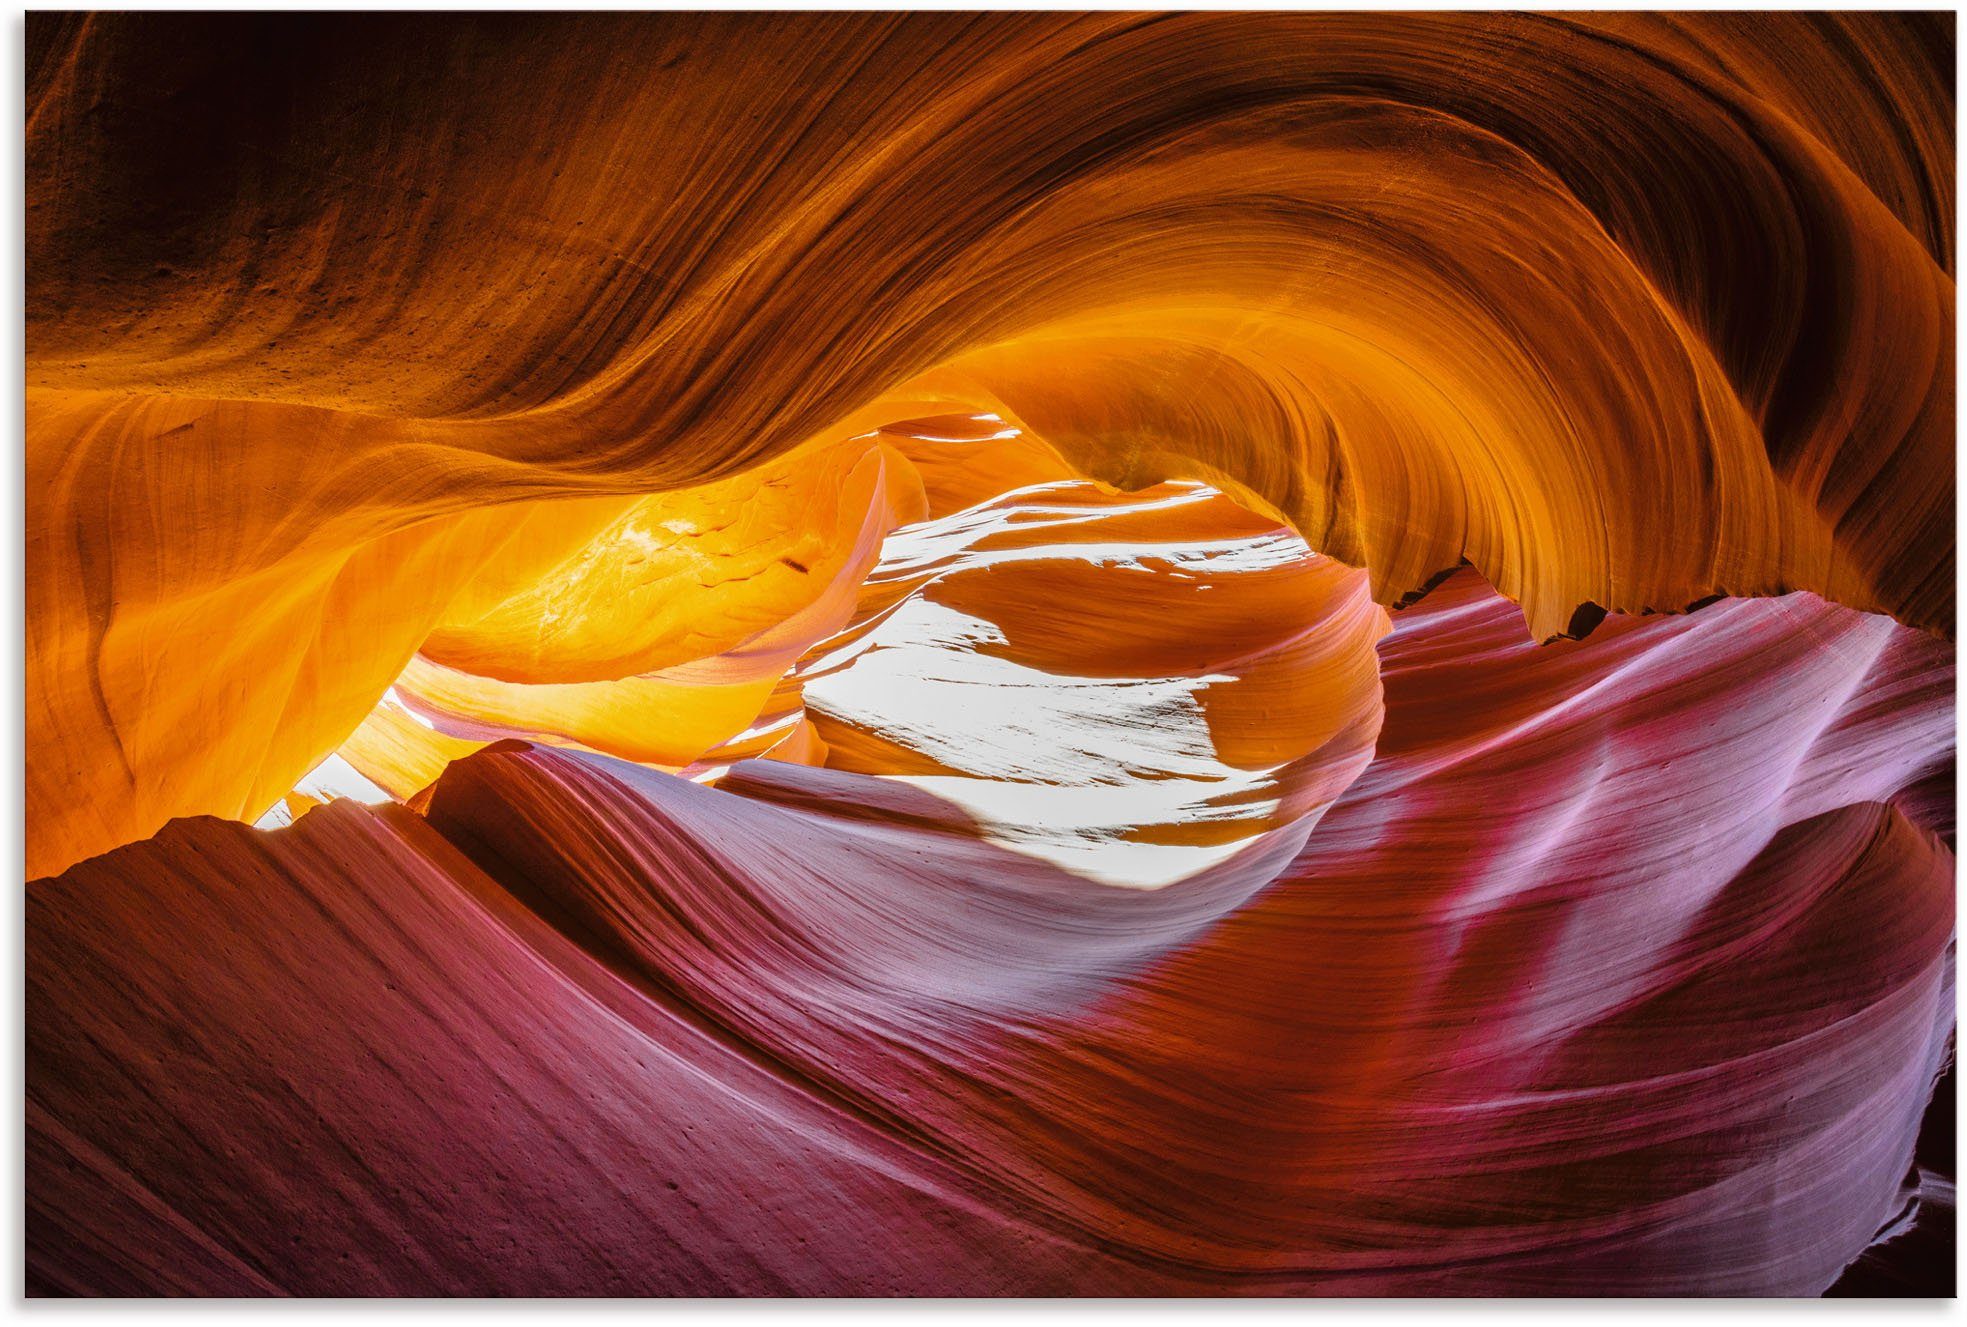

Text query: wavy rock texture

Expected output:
[28,573,1953,1294]
[22,10,1956,1299]
[25,10,1954,878]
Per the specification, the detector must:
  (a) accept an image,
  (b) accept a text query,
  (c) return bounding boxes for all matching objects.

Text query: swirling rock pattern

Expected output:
[28,574,1953,1294]
[23,11,1955,1298]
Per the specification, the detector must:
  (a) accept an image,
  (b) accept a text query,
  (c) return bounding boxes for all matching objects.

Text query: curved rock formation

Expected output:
[29,573,1952,1294]
[25,11,1953,877]
[23,10,1956,1298]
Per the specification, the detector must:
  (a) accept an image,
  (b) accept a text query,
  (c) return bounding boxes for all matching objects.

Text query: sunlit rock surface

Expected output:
[26,10,1954,878]
[24,11,1955,1297]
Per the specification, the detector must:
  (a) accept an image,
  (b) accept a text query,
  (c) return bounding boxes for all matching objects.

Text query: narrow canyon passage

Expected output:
[25,11,1955,1297]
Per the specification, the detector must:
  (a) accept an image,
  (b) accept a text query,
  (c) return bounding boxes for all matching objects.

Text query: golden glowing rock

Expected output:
[25,13,1951,875]
[21,13,1957,1297]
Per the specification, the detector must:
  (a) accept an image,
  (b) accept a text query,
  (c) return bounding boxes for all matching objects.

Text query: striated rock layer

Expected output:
[28,573,1954,1295]
[22,11,1956,1298]
[24,11,1955,878]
